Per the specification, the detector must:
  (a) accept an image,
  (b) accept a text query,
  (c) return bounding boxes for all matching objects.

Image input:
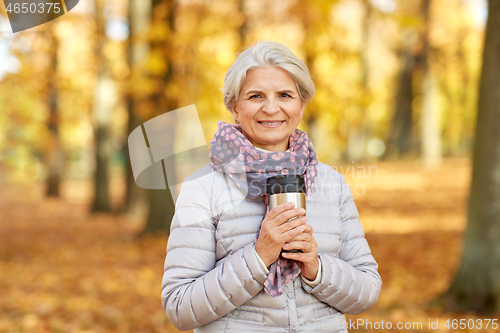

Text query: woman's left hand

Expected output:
[281,224,319,281]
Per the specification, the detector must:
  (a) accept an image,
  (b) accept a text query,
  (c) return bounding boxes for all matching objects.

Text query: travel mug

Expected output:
[266,174,306,253]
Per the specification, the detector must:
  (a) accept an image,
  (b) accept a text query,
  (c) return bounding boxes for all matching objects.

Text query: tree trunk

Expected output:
[439,0,500,314]
[142,188,174,235]
[385,0,433,161]
[384,46,414,160]
[92,125,111,212]
[123,105,148,216]
[91,0,114,212]
[122,0,152,215]
[140,0,177,236]
[45,25,63,197]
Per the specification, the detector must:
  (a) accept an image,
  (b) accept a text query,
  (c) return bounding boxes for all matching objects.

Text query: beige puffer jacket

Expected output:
[161,161,382,332]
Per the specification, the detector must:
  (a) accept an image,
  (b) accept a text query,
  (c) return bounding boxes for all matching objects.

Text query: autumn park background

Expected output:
[1,0,500,332]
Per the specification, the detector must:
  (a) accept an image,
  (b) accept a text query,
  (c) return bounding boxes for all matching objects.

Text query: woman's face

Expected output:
[232,66,306,152]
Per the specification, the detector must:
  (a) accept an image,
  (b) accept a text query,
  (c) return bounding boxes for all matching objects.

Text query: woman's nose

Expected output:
[262,97,280,114]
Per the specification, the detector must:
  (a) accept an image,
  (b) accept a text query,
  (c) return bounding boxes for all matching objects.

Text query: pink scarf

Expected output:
[209,121,319,297]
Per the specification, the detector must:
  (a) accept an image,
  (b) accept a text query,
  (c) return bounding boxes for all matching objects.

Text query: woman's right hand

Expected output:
[254,202,307,268]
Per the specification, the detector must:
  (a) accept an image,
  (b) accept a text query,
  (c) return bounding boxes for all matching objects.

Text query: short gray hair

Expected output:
[222,41,315,112]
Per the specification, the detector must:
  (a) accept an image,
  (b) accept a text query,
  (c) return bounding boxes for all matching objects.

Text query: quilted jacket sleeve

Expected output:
[301,173,382,314]
[161,173,269,331]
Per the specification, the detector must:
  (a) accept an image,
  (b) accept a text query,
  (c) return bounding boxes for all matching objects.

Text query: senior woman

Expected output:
[161,41,382,332]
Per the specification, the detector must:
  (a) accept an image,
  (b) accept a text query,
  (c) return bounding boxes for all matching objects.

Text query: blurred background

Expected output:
[1,0,499,332]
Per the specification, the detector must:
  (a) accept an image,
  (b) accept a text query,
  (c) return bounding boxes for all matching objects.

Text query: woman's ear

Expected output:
[231,103,240,123]
[300,101,306,119]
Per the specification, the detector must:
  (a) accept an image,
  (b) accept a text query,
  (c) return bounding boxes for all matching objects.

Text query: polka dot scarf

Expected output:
[209,121,319,297]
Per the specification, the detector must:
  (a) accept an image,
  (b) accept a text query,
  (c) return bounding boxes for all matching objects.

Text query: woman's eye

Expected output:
[280,93,291,98]
[249,94,261,99]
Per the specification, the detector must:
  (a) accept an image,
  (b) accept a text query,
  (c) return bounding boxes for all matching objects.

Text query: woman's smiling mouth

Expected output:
[257,120,285,128]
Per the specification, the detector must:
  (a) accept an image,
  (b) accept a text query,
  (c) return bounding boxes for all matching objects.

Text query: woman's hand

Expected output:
[281,224,319,281]
[255,202,307,268]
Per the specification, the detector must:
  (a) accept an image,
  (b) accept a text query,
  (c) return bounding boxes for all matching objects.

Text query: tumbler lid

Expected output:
[266,174,306,195]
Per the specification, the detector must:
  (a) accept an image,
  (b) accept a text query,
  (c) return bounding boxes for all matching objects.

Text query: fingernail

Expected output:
[300,208,306,214]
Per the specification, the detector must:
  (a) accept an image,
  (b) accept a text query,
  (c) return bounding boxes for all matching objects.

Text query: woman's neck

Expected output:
[255,146,290,153]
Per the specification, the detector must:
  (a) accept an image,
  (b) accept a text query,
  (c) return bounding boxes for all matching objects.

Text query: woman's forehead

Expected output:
[241,67,298,92]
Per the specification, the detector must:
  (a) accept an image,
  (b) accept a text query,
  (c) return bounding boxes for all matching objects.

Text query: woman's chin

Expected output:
[254,132,290,146]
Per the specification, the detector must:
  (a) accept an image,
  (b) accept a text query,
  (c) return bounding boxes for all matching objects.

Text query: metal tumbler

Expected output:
[266,174,306,253]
